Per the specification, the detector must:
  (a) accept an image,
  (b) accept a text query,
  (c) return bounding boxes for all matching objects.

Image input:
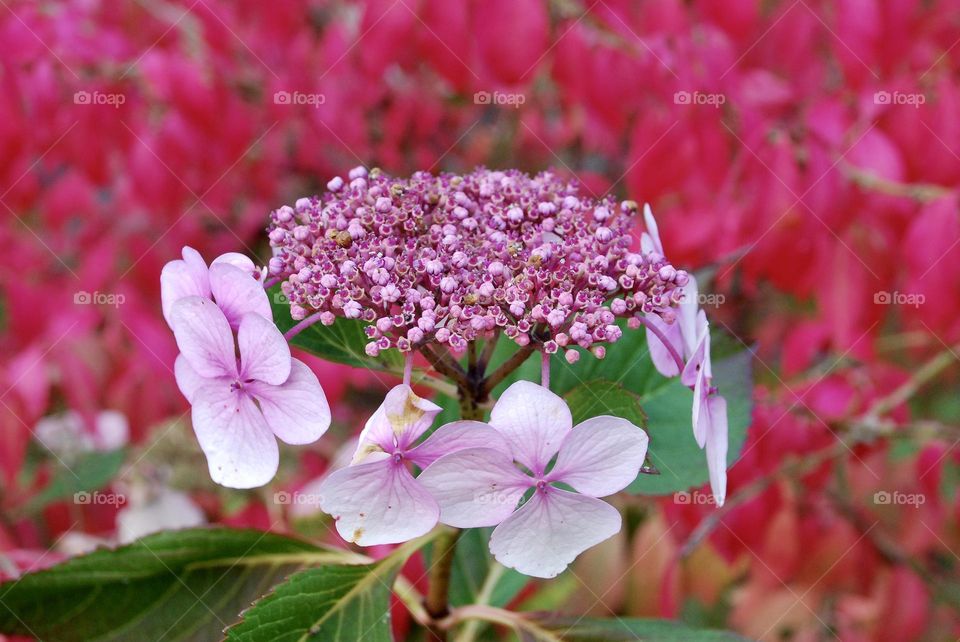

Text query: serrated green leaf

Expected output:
[0,528,352,641]
[267,285,402,370]
[225,533,437,642]
[564,380,647,429]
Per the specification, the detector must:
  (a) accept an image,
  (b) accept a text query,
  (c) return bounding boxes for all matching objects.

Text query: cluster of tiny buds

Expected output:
[266,167,686,363]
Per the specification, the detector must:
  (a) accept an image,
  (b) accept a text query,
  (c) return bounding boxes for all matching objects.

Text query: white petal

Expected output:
[417,447,530,528]
[249,359,330,445]
[209,263,272,330]
[318,459,439,546]
[211,252,256,274]
[549,416,648,497]
[117,491,206,543]
[353,385,441,462]
[704,395,728,507]
[489,381,572,475]
[489,489,621,579]
[238,313,291,385]
[678,276,700,359]
[174,353,206,403]
[191,381,278,489]
[645,313,682,378]
[160,259,209,327]
[170,297,238,379]
[406,421,511,469]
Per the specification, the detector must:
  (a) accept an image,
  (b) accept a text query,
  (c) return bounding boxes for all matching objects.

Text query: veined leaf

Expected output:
[225,532,438,641]
[268,285,402,370]
[0,528,355,641]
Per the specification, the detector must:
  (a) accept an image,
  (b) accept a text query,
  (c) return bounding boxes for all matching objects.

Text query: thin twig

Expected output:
[421,344,468,388]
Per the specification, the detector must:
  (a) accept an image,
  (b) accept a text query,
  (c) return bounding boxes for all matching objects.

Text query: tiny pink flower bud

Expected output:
[343,300,362,318]
[440,277,457,293]
[349,166,367,179]
[593,206,610,221]
[565,349,580,364]
[592,345,606,359]
[658,265,676,281]
[407,327,424,343]
[611,298,627,314]
[544,340,559,354]
[290,304,307,320]
[277,205,294,222]
[327,176,344,192]
[320,311,336,325]
[507,206,524,223]
[375,196,392,213]
[488,261,504,276]
[435,327,452,343]
[376,317,393,333]
[365,341,380,357]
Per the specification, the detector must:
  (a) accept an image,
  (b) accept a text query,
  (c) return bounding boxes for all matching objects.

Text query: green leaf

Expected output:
[225,534,435,642]
[529,615,753,641]
[267,285,402,370]
[564,380,647,429]
[447,528,528,609]
[24,449,126,513]
[627,349,752,495]
[0,528,352,641]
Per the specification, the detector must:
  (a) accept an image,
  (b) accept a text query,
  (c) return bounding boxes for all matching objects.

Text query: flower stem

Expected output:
[283,311,326,341]
[541,351,550,388]
[424,529,462,639]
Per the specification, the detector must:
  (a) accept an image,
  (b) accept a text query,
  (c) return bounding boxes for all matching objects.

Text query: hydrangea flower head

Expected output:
[418,381,649,578]
[267,168,688,359]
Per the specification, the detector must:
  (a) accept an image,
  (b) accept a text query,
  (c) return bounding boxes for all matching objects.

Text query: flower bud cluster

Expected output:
[267,168,686,358]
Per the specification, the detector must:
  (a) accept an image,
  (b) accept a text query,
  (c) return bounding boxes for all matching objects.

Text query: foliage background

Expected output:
[1,0,959,640]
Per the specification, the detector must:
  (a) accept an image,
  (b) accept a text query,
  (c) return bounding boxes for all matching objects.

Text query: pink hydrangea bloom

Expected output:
[160,246,269,329]
[418,381,648,578]
[267,169,686,355]
[318,384,510,546]
[170,297,330,489]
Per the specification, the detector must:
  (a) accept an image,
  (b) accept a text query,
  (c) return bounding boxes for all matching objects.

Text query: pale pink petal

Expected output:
[682,312,712,447]
[237,313,291,385]
[489,489,621,579]
[489,380,572,475]
[352,385,442,462]
[208,263,272,329]
[160,259,209,327]
[248,359,330,445]
[190,382,279,489]
[645,313,682,377]
[678,277,700,358]
[174,354,206,403]
[548,416,648,497]
[703,395,728,507]
[318,459,439,546]
[417,447,530,527]
[211,252,256,274]
[406,421,511,468]
[642,204,663,255]
[170,297,238,379]
[181,246,209,282]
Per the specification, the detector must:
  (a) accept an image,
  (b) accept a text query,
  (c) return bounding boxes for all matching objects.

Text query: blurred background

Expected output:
[1,0,960,640]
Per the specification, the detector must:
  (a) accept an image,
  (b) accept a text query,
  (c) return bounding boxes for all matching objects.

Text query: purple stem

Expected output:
[403,353,413,386]
[636,315,686,375]
[284,311,326,341]
[263,276,281,289]
[541,351,550,388]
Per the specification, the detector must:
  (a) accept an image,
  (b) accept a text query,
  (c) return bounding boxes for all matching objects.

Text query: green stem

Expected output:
[425,529,462,639]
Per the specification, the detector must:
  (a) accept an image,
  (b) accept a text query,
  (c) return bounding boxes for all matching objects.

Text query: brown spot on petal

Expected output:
[352,528,364,542]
